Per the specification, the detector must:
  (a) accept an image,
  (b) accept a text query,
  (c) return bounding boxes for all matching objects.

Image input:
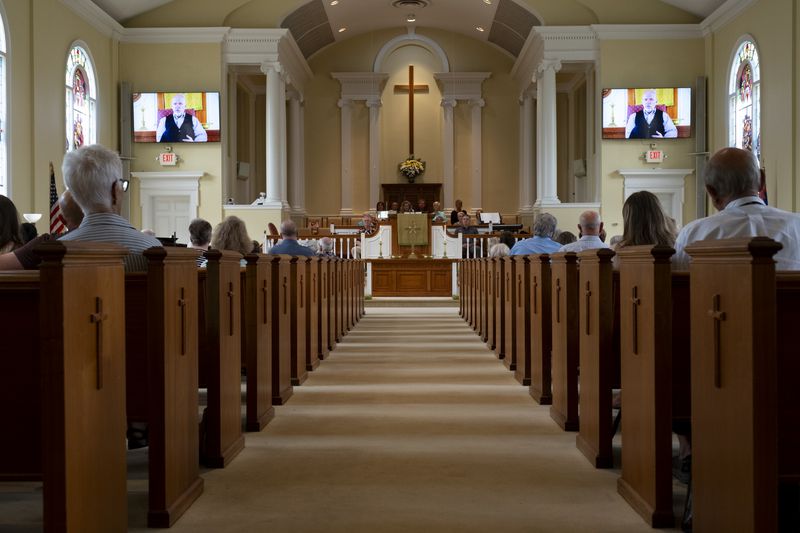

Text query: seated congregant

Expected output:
[431,201,447,223]
[59,144,162,272]
[317,236,336,257]
[510,213,560,255]
[0,194,23,254]
[202,216,252,267]
[188,218,212,266]
[557,210,610,253]
[399,200,413,213]
[555,231,577,245]
[673,146,800,269]
[269,220,314,256]
[59,189,84,232]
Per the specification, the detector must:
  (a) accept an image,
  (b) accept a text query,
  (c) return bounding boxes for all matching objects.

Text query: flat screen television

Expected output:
[132,91,221,143]
[601,87,692,139]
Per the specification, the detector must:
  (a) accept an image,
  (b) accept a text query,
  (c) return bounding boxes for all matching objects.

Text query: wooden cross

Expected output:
[631,286,641,355]
[555,278,562,323]
[227,282,235,336]
[89,297,108,390]
[394,65,429,155]
[262,280,269,324]
[178,287,187,356]
[533,275,538,313]
[708,294,726,388]
[405,219,421,241]
[585,281,592,336]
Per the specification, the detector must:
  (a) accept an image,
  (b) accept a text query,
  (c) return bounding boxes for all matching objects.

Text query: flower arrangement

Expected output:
[399,155,425,182]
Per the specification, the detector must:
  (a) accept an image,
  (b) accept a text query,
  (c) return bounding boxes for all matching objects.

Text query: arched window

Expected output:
[0,8,7,196]
[65,43,96,152]
[728,38,760,159]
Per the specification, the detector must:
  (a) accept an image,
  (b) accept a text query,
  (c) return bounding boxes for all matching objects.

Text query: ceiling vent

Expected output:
[391,0,430,8]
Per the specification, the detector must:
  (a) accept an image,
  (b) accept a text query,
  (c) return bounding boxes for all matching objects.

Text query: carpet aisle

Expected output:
[131,307,674,532]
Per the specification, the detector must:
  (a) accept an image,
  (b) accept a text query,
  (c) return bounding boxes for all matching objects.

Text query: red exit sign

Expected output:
[646,150,664,163]
[159,152,177,166]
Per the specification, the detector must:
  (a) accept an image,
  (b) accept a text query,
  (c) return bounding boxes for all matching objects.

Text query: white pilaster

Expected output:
[441,97,457,208]
[288,89,305,216]
[366,97,382,211]
[534,59,561,207]
[261,61,285,208]
[279,73,289,209]
[338,98,354,216]
[469,98,484,211]
[520,90,535,212]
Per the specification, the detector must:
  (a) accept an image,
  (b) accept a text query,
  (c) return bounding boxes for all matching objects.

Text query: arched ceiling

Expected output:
[96,0,722,58]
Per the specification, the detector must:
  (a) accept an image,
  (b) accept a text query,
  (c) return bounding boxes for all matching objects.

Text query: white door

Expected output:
[152,195,191,244]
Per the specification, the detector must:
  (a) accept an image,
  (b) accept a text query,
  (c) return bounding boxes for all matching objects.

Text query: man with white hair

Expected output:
[510,212,560,255]
[625,89,678,139]
[156,93,208,143]
[558,210,610,253]
[59,144,161,271]
[268,219,314,256]
[673,147,800,269]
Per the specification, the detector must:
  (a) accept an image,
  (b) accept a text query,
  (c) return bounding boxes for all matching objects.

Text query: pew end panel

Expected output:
[242,253,275,432]
[502,257,516,370]
[686,238,782,532]
[529,254,553,405]
[201,249,245,468]
[306,258,320,372]
[290,256,310,386]
[270,255,293,405]
[513,256,531,386]
[549,252,579,431]
[576,248,616,469]
[616,245,676,528]
[39,241,129,532]
[142,246,204,527]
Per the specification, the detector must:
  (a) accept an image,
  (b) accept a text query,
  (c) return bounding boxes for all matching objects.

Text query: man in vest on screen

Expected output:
[156,93,208,142]
[625,89,677,139]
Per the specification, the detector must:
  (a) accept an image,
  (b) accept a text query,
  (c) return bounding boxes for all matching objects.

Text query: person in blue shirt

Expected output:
[268,219,314,256]
[509,212,561,255]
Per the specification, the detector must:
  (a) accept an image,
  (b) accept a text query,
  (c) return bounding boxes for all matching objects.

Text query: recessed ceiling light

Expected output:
[330,1,339,5]
[476,26,485,32]
[407,13,416,22]
[338,27,347,33]
[483,0,492,4]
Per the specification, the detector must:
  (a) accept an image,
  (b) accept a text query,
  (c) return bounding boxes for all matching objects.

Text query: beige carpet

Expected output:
[128,307,675,533]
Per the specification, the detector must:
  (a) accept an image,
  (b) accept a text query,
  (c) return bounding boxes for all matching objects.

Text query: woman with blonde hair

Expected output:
[615,190,677,250]
[212,216,252,255]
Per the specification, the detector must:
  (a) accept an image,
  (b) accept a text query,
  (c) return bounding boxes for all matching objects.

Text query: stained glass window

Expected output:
[729,39,760,160]
[65,44,96,152]
[0,10,7,196]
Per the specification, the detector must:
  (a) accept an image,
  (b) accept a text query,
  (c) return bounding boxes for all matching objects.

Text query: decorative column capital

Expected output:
[365,97,382,108]
[468,98,485,108]
[286,88,303,103]
[337,98,353,109]
[536,59,562,78]
[441,97,457,109]
[260,60,283,76]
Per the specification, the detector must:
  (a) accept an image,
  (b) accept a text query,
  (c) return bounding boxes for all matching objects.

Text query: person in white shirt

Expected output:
[558,210,610,253]
[625,89,678,139]
[673,147,800,270]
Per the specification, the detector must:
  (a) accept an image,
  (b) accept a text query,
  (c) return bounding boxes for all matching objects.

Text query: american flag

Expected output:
[49,162,66,235]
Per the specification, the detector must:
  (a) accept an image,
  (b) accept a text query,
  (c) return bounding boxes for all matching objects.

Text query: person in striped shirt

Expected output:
[59,144,161,271]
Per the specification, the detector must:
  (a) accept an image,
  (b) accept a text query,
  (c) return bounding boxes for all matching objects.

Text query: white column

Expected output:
[586,64,598,202]
[288,89,305,216]
[519,91,535,212]
[261,61,284,207]
[279,74,289,209]
[366,97,382,211]
[338,98,354,216]
[441,97,457,208]
[469,98,484,211]
[534,59,561,206]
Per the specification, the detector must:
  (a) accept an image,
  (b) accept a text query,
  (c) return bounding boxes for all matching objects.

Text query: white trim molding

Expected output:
[701,0,757,35]
[121,27,229,44]
[618,168,694,227]
[592,24,703,40]
[60,0,124,39]
[373,28,450,73]
[225,29,312,93]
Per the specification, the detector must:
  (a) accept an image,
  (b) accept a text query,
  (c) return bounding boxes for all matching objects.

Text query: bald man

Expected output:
[558,210,610,253]
[58,189,84,232]
[268,219,314,256]
[673,147,800,269]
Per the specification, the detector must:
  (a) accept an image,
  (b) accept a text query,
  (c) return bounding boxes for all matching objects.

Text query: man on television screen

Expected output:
[625,89,677,139]
[156,93,208,142]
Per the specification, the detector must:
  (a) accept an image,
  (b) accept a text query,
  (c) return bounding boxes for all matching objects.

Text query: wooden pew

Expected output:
[615,245,691,527]
[290,256,310,386]
[575,248,618,469]
[135,247,204,526]
[529,253,553,405]
[199,249,246,467]
[492,257,504,357]
[503,256,517,371]
[480,259,489,342]
[269,255,293,404]
[686,237,800,532]
[0,241,128,532]
[242,252,275,432]
[318,257,331,360]
[549,252,579,430]
[513,256,531,386]
[305,256,320,372]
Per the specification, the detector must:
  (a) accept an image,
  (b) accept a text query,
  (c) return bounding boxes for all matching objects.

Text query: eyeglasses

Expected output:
[119,179,130,192]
